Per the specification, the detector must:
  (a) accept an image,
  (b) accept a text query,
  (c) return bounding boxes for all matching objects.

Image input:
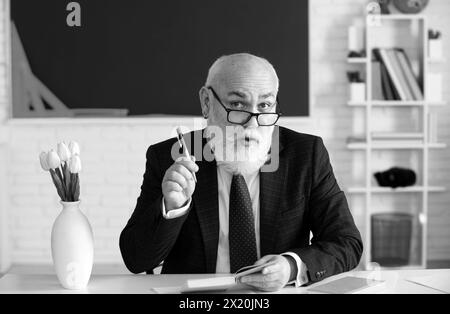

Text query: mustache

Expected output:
[225,130,262,144]
[205,125,273,149]
[244,136,258,142]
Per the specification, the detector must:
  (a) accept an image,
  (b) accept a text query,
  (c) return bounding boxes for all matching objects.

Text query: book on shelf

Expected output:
[379,60,396,100]
[376,48,409,100]
[395,49,423,100]
[373,49,399,100]
[388,49,414,101]
[180,261,277,293]
[372,48,423,101]
[372,61,385,100]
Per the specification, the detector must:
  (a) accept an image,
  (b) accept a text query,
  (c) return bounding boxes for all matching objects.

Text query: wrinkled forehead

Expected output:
[211,58,279,97]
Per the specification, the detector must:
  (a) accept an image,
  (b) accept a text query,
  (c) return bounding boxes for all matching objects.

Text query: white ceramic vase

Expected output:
[51,201,94,290]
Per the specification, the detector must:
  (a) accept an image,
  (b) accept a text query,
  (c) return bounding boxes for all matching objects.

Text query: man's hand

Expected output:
[162,156,199,212]
[239,255,292,292]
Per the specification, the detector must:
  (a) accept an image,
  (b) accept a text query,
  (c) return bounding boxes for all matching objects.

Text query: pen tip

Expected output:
[176,127,183,135]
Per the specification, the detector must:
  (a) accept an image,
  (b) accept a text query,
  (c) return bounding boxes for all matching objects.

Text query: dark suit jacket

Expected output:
[120,126,363,283]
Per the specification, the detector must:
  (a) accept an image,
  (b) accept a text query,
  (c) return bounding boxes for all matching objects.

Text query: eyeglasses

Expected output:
[207,86,281,127]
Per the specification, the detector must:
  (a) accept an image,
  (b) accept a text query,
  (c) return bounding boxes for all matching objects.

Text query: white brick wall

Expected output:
[0,0,8,123]
[0,0,449,267]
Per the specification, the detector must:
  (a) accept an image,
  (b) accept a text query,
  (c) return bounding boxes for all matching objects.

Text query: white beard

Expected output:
[205,125,273,176]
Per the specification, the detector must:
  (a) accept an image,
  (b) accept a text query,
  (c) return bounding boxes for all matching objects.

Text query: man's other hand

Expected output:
[239,255,292,292]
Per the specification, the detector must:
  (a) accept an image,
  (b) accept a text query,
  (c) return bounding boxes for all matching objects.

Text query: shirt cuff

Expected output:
[281,252,309,287]
[161,197,191,219]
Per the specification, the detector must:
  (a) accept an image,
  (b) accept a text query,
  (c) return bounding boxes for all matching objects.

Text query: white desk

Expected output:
[0,269,448,294]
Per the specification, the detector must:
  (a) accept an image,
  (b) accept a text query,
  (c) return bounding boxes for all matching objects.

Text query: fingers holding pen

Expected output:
[163,157,199,192]
[162,155,199,211]
[175,156,199,175]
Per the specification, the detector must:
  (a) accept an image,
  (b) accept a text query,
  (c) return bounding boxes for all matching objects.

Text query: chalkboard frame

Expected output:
[7,0,312,120]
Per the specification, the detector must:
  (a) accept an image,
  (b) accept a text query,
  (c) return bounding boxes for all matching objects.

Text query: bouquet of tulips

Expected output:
[39,141,82,202]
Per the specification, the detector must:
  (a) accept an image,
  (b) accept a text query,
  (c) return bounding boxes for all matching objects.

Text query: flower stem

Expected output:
[50,169,66,201]
[74,173,80,201]
[55,167,67,201]
[62,162,72,201]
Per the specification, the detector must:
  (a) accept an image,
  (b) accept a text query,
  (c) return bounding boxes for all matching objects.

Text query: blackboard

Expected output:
[11,0,309,116]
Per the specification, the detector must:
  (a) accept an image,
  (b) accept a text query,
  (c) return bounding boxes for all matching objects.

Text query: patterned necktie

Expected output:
[229,174,258,273]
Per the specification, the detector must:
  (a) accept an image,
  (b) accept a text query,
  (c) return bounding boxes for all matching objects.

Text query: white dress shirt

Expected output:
[161,166,308,287]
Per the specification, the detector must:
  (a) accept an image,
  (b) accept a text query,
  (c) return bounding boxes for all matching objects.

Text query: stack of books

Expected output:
[372,48,423,101]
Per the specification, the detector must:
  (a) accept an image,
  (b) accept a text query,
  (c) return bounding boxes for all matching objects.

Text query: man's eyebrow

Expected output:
[227,91,248,98]
[226,91,276,99]
[260,92,275,99]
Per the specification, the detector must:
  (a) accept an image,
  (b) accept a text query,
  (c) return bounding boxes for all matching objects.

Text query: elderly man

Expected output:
[120,53,362,291]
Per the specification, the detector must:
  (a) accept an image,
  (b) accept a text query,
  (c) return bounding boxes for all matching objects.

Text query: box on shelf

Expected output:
[350,83,366,103]
[428,39,443,60]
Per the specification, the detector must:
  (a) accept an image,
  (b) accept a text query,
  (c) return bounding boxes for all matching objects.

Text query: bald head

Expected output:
[199,53,280,135]
[205,53,279,92]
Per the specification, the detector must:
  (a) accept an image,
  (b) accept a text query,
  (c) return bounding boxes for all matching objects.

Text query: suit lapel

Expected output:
[260,127,286,256]
[192,137,219,273]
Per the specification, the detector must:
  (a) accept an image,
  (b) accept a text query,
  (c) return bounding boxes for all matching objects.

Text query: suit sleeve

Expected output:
[292,137,363,283]
[119,145,190,274]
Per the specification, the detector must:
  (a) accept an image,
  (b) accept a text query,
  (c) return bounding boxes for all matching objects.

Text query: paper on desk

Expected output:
[407,275,450,294]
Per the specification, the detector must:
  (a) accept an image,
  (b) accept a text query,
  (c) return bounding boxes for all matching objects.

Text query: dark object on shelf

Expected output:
[378,0,391,14]
[374,167,416,188]
[429,29,442,40]
[371,213,413,267]
[393,0,429,14]
[347,71,364,83]
[348,50,366,59]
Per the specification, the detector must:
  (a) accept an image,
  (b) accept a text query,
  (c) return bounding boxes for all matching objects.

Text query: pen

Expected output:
[176,127,197,183]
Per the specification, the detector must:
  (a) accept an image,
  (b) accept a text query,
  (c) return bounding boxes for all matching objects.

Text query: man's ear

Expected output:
[199,87,210,119]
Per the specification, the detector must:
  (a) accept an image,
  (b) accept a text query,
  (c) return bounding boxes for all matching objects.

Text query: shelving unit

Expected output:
[347,14,446,270]
[347,57,369,64]
[348,100,446,106]
[347,141,447,150]
[348,186,446,194]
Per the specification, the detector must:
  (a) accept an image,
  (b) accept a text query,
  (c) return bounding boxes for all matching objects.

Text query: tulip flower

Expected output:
[39,151,51,171]
[47,150,61,170]
[40,141,82,202]
[68,141,80,156]
[69,155,82,174]
[57,142,71,162]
